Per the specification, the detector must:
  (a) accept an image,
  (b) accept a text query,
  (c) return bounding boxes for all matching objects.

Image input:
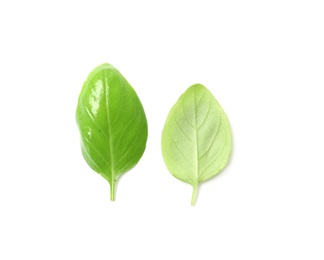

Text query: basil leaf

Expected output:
[161,84,232,205]
[76,64,148,201]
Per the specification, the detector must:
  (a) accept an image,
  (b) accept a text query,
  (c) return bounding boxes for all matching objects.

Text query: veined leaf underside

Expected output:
[161,84,232,205]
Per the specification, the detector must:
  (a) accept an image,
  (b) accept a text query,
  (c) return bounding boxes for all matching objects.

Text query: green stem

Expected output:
[191,184,198,206]
[110,179,116,201]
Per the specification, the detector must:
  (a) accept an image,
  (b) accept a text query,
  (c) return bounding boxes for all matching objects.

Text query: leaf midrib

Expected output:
[104,74,115,180]
[193,89,199,185]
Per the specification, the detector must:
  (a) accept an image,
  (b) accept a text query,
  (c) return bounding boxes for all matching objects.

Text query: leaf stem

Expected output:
[191,184,198,206]
[110,179,116,201]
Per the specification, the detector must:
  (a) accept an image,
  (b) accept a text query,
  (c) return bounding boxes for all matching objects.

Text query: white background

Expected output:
[0,1,323,259]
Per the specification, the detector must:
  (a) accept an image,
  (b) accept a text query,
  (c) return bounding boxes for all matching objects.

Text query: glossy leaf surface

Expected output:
[161,84,232,205]
[76,64,148,201]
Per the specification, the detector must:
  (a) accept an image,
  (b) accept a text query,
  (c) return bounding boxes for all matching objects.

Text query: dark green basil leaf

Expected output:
[76,64,148,201]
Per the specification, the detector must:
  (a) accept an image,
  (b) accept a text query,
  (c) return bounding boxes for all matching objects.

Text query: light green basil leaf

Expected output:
[161,84,232,206]
[76,63,148,201]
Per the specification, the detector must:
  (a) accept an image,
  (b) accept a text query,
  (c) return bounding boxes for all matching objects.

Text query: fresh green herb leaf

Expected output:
[161,84,232,205]
[76,63,148,201]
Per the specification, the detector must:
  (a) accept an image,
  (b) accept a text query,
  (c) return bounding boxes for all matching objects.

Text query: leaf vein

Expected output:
[181,98,194,128]
[197,98,211,129]
[84,136,111,168]
[110,81,126,128]
[173,111,194,143]
[199,136,228,179]
[84,106,109,141]
[168,132,190,162]
[80,141,103,173]
[114,110,136,148]
[198,114,222,160]
[164,149,194,184]
[114,116,144,169]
